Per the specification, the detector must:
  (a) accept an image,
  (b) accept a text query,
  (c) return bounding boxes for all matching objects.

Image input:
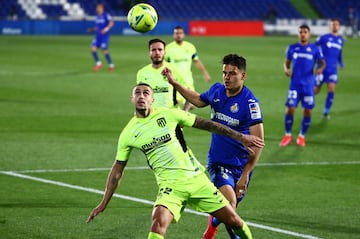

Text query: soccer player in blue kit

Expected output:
[88,3,115,72]
[162,54,264,239]
[280,24,326,147]
[314,19,345,119]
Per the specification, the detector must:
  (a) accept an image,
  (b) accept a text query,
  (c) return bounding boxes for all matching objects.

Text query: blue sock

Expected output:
[284,114,294,134]
[300,116,311,136]
[225,225,240,239]
[324,92,334,115]
[105,53,113,65]
[211,216,222,227]
[92,51,100,63]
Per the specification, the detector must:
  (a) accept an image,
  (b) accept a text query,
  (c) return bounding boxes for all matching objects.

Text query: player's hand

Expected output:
[235,174,249,198]
[161,67,177,85]
[86,204,105,223]
[315,68,323,75]
[284,68,291,77]
[239,134,265,153]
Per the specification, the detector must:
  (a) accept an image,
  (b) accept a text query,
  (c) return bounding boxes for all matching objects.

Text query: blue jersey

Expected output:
[95,12,112,37]
[200,83,263,167]
[286,42,324,88]
[315,33,344,75]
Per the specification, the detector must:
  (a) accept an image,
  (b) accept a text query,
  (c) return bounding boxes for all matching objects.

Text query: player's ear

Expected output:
[241,72,247,80]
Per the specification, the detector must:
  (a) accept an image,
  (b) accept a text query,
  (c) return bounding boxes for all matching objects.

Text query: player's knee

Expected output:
[102,49,108,54]
[91,46,96,52]
[287,107,295,115]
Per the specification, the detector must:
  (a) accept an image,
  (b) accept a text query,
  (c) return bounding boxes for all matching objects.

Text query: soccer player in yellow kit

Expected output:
[87,83,265,239]
[165,26,211,111]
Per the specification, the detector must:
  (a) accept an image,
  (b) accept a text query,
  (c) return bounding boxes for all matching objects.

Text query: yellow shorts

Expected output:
[154,173,228,223]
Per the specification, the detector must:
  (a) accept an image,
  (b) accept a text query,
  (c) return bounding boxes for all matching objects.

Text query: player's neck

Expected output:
[226,85,243,97]
[152,61,164,69]
[135,108,153,118]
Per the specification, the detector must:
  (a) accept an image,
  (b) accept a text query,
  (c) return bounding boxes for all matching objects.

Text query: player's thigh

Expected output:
[300,88,315,109]
[154,184,186,223]
[187,173,228,213]
[285,88,300,108]
[100,36,110,50]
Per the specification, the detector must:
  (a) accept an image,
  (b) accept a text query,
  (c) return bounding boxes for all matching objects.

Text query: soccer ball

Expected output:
[127,3,158,33]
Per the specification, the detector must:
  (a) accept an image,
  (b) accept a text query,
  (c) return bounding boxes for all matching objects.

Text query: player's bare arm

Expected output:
[315,59,326,75]
[284,59,292,77]
[102,20,114,34]
[194,59,211,82]
[235,123,264,197]
[161,67,207,107]
[86,160,126,223]
[192,116,265,151]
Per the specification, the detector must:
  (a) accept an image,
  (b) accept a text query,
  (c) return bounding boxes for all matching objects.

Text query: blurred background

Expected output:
[1,0,359,36]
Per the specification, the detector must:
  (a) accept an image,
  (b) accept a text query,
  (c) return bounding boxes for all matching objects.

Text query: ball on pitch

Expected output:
[127,3,158,33]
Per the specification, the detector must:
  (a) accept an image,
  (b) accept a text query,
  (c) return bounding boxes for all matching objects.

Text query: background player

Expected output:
[280,24,326,147]
[137,38,187,109]
[87,3,115,72]
[165,26,211,111]
[314,18,345,119]
[162,54,264,239]
[87,83,265,239]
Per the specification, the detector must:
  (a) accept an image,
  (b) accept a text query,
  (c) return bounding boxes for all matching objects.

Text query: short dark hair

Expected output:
[174,26,184,31]
[148,38,166,49]
[222,54,246,71]
[331,18,341,24]
[135,83,153,92]
[299,24,310,32]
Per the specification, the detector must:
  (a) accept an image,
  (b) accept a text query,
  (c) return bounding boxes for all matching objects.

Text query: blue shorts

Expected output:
[285,85,315,109]
[91,34,109,49]
[315,72,338,87]
[208,164,252,204]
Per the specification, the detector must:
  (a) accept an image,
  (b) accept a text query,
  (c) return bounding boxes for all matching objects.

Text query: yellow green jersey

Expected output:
[165,41,198,89]
[136,62,186,109]
[115,107,205,183]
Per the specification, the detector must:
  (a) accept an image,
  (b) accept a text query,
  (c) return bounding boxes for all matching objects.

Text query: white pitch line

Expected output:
[12,161,360,174]
[1,171,324,239]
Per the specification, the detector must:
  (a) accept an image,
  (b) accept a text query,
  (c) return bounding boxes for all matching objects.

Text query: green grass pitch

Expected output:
[0,35,359,239]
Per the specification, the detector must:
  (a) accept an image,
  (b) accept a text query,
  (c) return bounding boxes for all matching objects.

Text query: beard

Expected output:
[151,56,163,65]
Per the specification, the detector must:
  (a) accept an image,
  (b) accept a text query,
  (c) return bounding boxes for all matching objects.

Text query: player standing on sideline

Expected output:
[280,24,326,147]
[314,19,345,119]
[165,26,211,111]
[162,54,264,239]
[87,83,265,239]
[87,3,115,72]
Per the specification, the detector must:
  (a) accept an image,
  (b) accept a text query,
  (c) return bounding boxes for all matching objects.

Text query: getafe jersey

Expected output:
[200,83,263,167]
[165,41,198,87]
[116,108,204,183]
[95,12,112,37]
[286,42,324,87]
[315,33,344,74]
[137,62,186,109]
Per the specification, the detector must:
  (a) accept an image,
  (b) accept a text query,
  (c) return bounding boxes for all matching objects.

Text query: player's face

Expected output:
[96,4,104,15]
[149,42,165,65]
[298,28,310,44]
[132,85,154,112]
[173,29,185,43]
[330,20,340,34]
[222,64,246,94]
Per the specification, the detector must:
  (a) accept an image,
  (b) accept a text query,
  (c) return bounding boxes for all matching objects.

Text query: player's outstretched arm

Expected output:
[162,67,207,107]
[86,160,126,223]
[192,116,265,152]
